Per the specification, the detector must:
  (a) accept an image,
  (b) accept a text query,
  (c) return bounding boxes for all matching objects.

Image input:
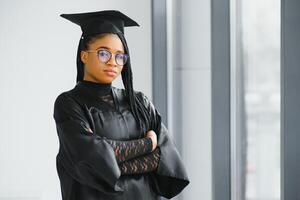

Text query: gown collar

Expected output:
[76,80,112,96]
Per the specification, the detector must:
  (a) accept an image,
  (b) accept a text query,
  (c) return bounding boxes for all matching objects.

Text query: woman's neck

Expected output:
[77,79,112,96]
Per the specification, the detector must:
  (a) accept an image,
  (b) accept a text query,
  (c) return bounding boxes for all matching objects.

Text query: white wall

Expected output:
[168,0,212,199]
[0,0,152,199]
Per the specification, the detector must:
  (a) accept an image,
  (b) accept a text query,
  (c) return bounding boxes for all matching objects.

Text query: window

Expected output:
[230,0,281,199]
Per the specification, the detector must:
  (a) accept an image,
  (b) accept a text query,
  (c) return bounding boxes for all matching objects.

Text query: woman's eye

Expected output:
[99,50,109,57]
[116,54,124,60]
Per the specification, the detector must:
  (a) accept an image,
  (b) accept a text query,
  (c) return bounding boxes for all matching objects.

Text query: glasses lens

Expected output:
[98,50,111,63]
[115,53,128,66]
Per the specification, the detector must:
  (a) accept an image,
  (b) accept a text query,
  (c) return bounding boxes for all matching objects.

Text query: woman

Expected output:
[53,10,189,200]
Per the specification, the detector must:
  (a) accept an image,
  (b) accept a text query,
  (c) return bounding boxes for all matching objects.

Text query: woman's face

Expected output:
[81,34,125,84]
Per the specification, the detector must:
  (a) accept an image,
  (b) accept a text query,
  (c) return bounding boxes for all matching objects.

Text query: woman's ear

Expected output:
[81,51,88,64]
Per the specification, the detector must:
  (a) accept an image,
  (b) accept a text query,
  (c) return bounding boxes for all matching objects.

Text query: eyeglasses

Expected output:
[84,49,129,66]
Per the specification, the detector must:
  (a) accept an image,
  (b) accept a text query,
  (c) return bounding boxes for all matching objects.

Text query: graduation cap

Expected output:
[60,10,139,37]
[60,10,139,83]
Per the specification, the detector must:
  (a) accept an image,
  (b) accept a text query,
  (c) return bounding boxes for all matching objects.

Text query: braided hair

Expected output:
[76,32,152,138]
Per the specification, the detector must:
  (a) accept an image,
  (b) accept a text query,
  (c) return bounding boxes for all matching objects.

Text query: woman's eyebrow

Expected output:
[96,46,124,53]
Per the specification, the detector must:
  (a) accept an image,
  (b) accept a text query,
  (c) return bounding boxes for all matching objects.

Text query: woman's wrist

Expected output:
[144,136,153,152]
[146,130,157,151]
[146,135,154,151]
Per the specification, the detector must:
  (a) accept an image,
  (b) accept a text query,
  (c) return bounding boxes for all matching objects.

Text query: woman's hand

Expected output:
[146,130,157,151]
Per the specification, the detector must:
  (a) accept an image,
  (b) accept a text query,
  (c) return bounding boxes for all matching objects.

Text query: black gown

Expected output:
[53,80,190,200]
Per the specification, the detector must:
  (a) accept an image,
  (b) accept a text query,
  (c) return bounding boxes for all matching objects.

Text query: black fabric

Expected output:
[139,90,190,199]
[53,80,190,199]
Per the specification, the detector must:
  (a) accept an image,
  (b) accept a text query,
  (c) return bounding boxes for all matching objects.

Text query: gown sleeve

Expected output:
[119,147,161,175]
[53,92,124,194]
[84,114,154,164]
[137,91,190,199]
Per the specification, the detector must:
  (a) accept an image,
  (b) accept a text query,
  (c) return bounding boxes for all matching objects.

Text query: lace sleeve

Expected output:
[105,137,153,164]
[82,119,153,164]
[119,147,161,175]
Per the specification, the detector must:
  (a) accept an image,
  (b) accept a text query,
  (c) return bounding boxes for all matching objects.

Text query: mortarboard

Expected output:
[60,10,139,83]
[60,10,139,36]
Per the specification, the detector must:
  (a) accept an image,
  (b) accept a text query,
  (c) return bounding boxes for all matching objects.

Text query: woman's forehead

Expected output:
[90,34,124,52]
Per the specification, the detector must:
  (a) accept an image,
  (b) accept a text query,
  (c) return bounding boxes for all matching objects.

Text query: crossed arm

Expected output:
[85,127,160,175]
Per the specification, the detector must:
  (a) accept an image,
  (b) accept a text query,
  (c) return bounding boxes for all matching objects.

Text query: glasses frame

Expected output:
[84,49,129,66]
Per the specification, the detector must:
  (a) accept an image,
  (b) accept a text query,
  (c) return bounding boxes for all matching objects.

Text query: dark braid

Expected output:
[116,32,152,137]
[77,32,152,138]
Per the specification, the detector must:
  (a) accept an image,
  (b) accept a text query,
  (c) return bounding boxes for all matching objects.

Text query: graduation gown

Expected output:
[53,81,190,200]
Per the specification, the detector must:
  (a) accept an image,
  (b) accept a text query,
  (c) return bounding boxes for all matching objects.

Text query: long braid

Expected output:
[117,32,152,138]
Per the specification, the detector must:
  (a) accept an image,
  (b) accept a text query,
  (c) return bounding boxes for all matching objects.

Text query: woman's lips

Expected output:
[104,69,117,77]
